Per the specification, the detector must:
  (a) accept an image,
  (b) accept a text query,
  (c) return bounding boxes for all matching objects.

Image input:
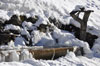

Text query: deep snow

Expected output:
[0,0,100,66]
[0,52,100,66]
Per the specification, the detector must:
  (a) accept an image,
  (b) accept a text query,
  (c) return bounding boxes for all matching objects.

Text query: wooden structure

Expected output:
[29,46,83,60]
[0,46,83,61]
[70,8,94,41]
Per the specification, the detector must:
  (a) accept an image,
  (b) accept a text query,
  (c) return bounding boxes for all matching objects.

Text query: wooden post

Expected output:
[70,8,93,41]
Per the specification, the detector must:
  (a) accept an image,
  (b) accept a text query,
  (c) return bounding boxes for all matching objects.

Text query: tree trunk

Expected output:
[80,11,91,41]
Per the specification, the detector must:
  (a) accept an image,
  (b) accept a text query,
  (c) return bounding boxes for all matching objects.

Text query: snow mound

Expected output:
[4,24,21,30]
[0,0,100,29]
[52,28,91,54]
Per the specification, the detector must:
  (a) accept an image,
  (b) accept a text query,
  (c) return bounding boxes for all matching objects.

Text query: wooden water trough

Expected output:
[29,46,84,60]
[0,46,84,61]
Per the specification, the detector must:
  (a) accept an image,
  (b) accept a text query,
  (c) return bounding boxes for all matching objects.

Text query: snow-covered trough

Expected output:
[29,46,83,60]
[0,46,83,61]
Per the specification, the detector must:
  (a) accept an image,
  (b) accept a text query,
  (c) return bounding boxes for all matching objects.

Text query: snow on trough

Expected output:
[0,0,100,66]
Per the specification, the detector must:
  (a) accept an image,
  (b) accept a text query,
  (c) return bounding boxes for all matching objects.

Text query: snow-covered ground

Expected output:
[0,0,100,66]
[0,52,100,66]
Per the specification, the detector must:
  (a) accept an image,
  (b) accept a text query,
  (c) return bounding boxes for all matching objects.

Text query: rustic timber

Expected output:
[0,46,83,61]
[70,8,94,41]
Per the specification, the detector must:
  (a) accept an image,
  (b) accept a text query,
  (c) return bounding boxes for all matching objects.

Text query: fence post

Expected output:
[70,8,93,41]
